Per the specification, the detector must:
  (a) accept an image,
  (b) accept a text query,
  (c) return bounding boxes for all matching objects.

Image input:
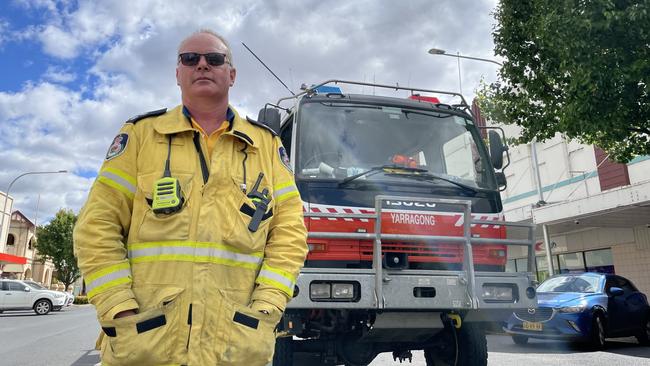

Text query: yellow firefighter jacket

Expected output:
[73,105,308,365]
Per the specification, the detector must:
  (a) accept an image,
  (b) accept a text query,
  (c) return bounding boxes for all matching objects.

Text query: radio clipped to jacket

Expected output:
[152,176,184,215]
[247,172,271,232]
[152,135,185,215]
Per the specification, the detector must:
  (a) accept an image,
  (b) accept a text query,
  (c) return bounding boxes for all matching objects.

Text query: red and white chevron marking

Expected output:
[303,203,504,229]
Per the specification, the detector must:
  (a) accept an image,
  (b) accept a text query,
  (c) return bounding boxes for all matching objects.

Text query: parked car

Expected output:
[0,279,67,315]
[23,280,73,309]
[504,272,650,349]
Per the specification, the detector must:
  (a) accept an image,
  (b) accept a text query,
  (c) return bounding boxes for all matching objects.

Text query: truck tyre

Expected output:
[33,299,52,315]
[511,335,528,345]
[424,323,487,366]
[273,337,294,366]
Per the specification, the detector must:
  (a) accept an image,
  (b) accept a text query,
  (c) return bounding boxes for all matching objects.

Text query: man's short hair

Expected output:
[178,29,234,66]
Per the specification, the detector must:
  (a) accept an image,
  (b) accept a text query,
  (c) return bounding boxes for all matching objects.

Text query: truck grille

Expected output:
[360,242,462,259]
[514,307,554,322]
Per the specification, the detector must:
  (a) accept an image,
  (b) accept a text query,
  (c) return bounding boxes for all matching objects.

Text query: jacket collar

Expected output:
[153,105,258,148]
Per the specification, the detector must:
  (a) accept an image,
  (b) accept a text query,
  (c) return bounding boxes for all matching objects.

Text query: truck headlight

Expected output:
[482,284,515,302]
[310,283,331,299]
[310,282,359,301]
[558,304,587,313]
[332,283,354,299]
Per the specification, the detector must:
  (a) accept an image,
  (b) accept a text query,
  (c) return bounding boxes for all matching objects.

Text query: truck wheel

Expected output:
[33,299,52,315]
[424,323,487,366]
[273,337,294,366]
[511,335,528,345]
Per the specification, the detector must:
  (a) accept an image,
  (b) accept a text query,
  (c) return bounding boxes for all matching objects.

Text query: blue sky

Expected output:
[0,0,501,224]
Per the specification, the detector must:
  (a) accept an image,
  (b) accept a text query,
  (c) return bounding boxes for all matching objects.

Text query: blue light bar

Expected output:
[313,85,343,94]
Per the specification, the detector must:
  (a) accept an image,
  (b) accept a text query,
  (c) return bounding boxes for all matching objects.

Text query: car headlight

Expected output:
[54,292,65,298]
[558,304,587,313]
[482,284,515,302]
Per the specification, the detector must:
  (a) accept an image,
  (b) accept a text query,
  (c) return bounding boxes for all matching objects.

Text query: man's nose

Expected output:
[196,55,210,70]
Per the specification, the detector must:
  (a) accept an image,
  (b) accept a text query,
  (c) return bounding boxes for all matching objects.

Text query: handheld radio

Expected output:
[152,135,184,215]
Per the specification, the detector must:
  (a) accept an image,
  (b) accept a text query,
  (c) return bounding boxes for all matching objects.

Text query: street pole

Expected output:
[456,51,462,95]
[1,170,68,252]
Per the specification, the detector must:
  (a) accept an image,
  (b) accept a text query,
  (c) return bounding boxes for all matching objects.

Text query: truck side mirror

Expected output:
[495,171,507,191]
[488,130,507,170]
[257,107,281,135]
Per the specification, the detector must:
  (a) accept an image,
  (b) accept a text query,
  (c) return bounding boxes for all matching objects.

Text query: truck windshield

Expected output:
[297,101,495,190]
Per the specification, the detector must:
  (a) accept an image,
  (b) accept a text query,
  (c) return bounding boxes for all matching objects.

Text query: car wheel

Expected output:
[34,299,52,315]
[512,335,529,345]
[590,314,606,350]
[635,316,650,346]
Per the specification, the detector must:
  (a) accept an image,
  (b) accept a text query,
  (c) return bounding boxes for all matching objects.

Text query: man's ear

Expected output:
[229,67,237,87]
[175,67,180,86]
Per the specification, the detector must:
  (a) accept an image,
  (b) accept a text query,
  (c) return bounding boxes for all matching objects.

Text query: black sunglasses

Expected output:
[178,52,228,67]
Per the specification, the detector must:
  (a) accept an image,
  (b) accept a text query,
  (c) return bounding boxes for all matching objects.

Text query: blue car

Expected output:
[504,272,650,349]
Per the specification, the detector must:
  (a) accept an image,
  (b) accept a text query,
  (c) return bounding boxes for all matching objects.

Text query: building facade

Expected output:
[1,210,55,287]
[495,128,650,293]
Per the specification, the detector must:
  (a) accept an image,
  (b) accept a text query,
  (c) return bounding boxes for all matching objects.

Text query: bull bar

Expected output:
[288,195,537,311]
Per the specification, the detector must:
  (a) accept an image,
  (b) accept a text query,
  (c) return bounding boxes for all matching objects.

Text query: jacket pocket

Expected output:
[223,177,274,252]
[136,172,193,242]
[99,288,183,366]
[218,296,281,366]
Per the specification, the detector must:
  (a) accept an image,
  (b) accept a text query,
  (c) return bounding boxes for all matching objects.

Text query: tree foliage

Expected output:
[35,209,80,291]
[479,0,650,162]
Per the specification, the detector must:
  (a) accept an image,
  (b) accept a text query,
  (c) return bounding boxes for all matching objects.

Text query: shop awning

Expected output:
[0,252,27,265]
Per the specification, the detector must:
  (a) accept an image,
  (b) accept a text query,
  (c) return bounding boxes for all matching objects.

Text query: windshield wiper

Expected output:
[383,171,486,195]
[338,165,428,187]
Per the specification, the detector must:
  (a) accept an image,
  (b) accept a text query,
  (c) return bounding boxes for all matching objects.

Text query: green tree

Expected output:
[479,0,650,162]
[35,209,80,292]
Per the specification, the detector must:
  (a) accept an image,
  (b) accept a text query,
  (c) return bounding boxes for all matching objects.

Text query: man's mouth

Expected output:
[194,77,213,83]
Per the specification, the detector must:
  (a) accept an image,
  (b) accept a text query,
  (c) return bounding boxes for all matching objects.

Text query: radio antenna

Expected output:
[241,42,295,96]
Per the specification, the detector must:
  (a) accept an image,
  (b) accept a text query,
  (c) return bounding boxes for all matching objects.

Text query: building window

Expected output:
[585,248,615,274]
[6,234,15,246]
[558,252,586,274]
[28,238,34,250]
[512,248,615,281]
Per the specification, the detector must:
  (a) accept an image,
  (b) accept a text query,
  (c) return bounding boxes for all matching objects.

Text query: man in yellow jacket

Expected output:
[74,29,308,365]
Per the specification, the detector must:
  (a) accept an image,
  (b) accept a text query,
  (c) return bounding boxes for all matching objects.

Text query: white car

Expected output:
[23,280,74,310]
[0,279,67,315]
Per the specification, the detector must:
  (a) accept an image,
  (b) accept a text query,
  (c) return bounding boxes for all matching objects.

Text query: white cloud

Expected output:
[42,66,77,83]
[1,0,504,223]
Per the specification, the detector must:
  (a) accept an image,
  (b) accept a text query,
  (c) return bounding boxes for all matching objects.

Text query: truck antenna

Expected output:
[241,42,295,96]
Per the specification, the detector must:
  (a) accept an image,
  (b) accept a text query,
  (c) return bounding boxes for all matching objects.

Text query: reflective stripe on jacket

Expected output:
[73,105,308,365]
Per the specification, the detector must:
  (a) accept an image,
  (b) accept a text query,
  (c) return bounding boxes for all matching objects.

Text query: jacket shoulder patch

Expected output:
[126,108,167,125]
[246,116,278,136]
[106,133,129,160]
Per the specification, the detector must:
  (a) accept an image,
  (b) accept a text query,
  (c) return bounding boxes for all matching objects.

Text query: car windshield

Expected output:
[24,281,46,290]
[537,275,601,293]
[296,101,495,190]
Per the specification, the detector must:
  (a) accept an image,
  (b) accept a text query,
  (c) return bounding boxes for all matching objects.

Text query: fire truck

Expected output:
[257,80,537,366]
